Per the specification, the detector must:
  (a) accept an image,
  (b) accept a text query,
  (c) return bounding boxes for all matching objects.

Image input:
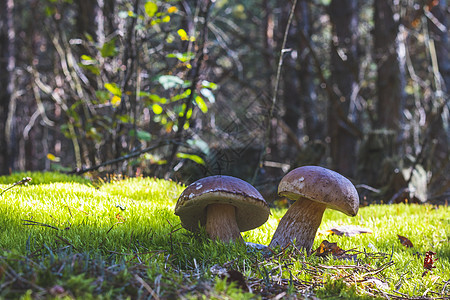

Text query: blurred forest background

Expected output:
[0,0,448,204]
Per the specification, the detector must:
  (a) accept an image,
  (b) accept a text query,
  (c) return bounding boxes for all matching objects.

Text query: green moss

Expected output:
[0,171,91,185]
[0,173,448,299]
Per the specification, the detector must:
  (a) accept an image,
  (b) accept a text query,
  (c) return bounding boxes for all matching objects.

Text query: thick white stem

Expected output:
[269,197,326,253]
[205,203,244,243]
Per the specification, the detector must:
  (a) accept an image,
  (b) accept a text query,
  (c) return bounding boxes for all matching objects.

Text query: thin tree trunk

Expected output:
[426,0,449,194]
[373,0,405,133]
[328,0,359,177]
[262,0,274,100]
[76,0,98,40]
[428,0,449,93]
[282,2,301,137]
[296,0,318,141]
[282,0,318,141]
[0,0,15,175]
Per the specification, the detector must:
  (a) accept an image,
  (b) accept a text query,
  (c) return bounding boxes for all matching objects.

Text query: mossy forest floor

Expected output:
[0,172,449,299]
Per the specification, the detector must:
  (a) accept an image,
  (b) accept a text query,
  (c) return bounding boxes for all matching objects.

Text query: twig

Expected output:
[106,222,124,234]
[68,140,178,174]
[0,177,32,197]
[108,249,165,256]
[0,278,16,291]
[355,184,381,194]
[318,264,369,271]
[135,274,160,300]
[442,280,450,295]
[5,263,46,292]
[21,219,60,231]
[55,234,81,252]
[252,0,298,184]
[362,261,395,277]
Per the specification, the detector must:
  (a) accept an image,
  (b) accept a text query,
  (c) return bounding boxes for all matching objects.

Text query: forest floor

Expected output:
[0,172,449,299]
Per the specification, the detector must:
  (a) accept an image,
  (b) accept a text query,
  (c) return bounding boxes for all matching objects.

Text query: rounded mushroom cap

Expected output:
[278,166,359,216]
[175,175,270,232]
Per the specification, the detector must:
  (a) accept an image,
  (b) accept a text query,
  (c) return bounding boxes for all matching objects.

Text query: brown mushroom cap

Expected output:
[278,166,359,216]
[175,175,270,232]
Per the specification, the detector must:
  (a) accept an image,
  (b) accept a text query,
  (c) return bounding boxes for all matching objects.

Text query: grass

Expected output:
[0,172,449,299]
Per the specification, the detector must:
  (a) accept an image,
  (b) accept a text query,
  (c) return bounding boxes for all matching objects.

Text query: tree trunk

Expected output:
[328,0,359,178]
[282,2,301,137]
[76,0,98,40]
[282,0,318,141]
[428,0,449,93]
[0,0,14,175]
[373,0,405,133]
[296,0,318,141]
[262,0,274,100]
[426,0,449,197]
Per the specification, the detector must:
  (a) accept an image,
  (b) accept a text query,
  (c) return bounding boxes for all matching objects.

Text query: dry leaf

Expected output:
[314,240,358,261]
[317,229,336,236]
[210,265,249,291]
[364,277,389,290]
[314,240,343,257]
[397,234,413,248]
[116,213,126,222]
[225,269,249,291]
[327,225,373,237]
[422,251,438,277]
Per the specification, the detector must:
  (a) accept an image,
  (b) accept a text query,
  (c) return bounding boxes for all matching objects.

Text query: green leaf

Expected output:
[152,104,163,114]
[100,38,117,58]
[166,52,195,62]
[118,11,129,18]
[177,29,188,40]
[176,153,205,165]
[202,80,218,90]
[95,90,110,103]
[150,94,166,103]
[170,89,191,102]
[81,55,95,61]
[118,114,131,123]
[187,138,210,155]
[195,96,208,113]
[130,130,152,141]
[186,108,193,119]
[158,75,184,90]
[138,91,152,98]
[104,83,122,96]
[145,1,158,18]
[79,64,100,75]
[200,88,215,103]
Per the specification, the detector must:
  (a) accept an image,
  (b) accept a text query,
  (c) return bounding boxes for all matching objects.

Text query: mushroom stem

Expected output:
[269,197,326,253]
[205,203,244,243]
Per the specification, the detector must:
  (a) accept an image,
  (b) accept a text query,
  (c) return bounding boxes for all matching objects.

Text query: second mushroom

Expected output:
[175,175,270,243]
[269,166,359,253]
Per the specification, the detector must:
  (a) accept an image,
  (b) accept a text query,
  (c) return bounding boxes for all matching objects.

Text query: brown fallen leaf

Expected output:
[422,251,438,277]
[318,225,373,237]
[313,240,356,260]
[210,264,249,291]
[225,269,249,291]
[116,213,126,222]
[317,229,335,236]
[397,234,413,248]
[314,240,343,257]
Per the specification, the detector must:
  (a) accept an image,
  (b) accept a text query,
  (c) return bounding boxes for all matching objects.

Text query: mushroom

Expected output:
[175,175,270,243]
[269,166,359,253]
